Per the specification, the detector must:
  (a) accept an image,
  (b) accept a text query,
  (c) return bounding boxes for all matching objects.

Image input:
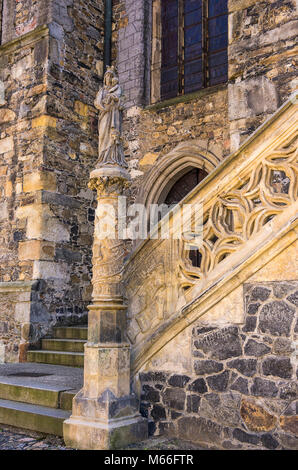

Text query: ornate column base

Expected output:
[63,391,147,450]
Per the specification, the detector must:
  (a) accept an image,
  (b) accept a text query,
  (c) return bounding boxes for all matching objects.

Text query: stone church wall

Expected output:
[0,0,104,361]
[140,278,298,449]
[112,0,297,200]
[0,0,297,370]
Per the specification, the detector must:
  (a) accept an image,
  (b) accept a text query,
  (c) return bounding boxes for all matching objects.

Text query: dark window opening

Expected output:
[160,0,228,101]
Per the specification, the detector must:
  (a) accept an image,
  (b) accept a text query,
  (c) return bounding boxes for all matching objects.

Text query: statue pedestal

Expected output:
[63,168,148,449]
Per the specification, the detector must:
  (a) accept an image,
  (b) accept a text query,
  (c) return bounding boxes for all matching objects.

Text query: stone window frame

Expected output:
[151,0,229,104]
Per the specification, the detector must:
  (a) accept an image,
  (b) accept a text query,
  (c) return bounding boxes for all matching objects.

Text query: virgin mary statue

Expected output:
[94,66,127,168]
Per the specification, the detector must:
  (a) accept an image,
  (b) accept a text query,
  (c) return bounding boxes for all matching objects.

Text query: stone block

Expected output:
[23,171,57,192]
[228,78,278,121]
[262,357,293,379]
[194,326,242,360]
[280,416,298,436]
[141,384,160,403]
[151,404,166,421]
[18,240,55,261]
[230,377,249,395]
[186,394,201,413]
[227,358,257,377]
[206,371,230,392]
[32,115,57,128]
[177,416,222,445]
[251,378,279,398]
[74,101,88,117]
[233,428,260,445]
[194,360,223,375]
[0,136,14,154]
[187,378,208,394]
[167,375,190,388]
[259,301,295,337]
[260,434,279,450]
[240,399,277,432]
[162,388,186,411]
[244,339,271,357]
[0,109,16,122]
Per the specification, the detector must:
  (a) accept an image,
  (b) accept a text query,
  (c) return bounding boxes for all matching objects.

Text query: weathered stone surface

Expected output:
[140,372,169,383]
[262,357,293,379]
[283,401,298,416]
[230,376,249,395]
[150,404,166,421]
[194,327,242,361]
[227,359,257,377]
[279,381,298,400]
[186,395,201,413]
[242,316,257,332]
[258,301,295,337]
[250,286,271,302]
[162,388,186,411]
[260,434,279,450]
[194,360,223,376]
[279,433,298,450]
[251,378,279,398]
[244,339,271,357]
[247,303,260,314]
[233,428,260,445]
[280,416,298,436]
[168,375,191,388]
[240,399,277,432]
[287,291,298,306]
[206,371,230,392]
[272,338,294,356]
[178,416,222,445]
[187,378,208,394]
[142,385,160,403]
[272,283,296,299]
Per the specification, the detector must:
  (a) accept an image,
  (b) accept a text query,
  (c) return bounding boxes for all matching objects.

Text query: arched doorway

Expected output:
[163,167,208,206]
[162,167,207,268]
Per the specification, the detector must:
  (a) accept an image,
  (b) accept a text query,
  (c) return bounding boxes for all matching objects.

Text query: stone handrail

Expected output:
[124,94,298,374]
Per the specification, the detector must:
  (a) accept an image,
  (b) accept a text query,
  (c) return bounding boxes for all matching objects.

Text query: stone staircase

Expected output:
[27,326,87,367]
[0,327,86,436]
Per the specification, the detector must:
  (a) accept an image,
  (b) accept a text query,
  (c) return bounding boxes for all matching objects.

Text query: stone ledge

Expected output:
[146,84,227,111]
[0,24,49,57]
[0,281,37,294]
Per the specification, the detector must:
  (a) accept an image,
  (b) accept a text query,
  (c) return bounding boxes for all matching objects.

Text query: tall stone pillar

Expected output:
[63,67,147,450]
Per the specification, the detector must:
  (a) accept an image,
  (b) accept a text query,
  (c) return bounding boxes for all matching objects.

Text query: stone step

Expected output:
[42,338,86,353]
[60,390,77,411]
[0,398,70,436]
[27,350,84,368]
[53,326,88,340]
[0,379,75,409]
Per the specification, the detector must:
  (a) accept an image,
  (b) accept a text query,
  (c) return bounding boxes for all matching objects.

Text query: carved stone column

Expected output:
[63,167,148,449]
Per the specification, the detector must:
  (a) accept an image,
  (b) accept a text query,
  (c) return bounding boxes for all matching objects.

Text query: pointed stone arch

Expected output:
[139,140,222,208]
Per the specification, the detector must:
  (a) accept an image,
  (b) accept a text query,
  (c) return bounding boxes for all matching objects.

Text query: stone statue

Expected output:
[94,66,127,168]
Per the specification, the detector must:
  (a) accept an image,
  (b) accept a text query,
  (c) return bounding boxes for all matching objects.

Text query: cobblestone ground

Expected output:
[0,425,208,450]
